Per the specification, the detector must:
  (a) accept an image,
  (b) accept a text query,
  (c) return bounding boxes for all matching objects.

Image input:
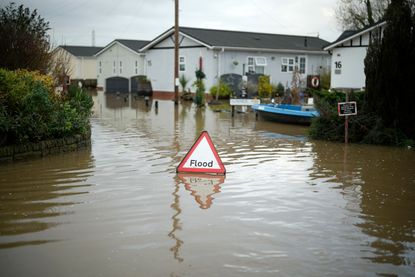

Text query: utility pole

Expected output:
[174,0,179,105]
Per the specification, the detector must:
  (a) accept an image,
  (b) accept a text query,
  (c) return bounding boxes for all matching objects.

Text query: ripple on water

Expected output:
[1,98,414,277]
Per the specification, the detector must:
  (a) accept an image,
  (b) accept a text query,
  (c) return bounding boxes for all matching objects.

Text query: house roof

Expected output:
[141,26,329,53]
[114,39,150,53]
[58,45,103,57]
[95,39,150,56]
[324,20,386,50]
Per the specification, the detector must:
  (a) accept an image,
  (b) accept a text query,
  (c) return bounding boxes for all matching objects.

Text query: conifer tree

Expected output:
[364,0,415,140]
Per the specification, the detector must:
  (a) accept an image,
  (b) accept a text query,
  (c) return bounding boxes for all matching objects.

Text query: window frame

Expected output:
[281,57,295,73]
[247,56,267,74]
[179,56,186,72]
[298,56,306,74]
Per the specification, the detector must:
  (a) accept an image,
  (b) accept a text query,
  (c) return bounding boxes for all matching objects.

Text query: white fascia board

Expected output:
[323,21,387,51]
[180,33,213,49]
[140,29,175,52]
[95,41,140,57]
[52,47,76,59]
[94,41,116,57]
[212,46,328,55]
[140,30,213,52]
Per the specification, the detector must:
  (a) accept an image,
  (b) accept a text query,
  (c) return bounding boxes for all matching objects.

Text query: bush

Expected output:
[309,89,361,142]
[0,69,92,146]
[179,74,189,93]
[308,89,414,146]
[210,82,232,99]
[271,82,284,98]
[258,75,272,98]
[317,68,331,90]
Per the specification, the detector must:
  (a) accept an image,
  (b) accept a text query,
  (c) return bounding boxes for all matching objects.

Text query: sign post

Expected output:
[338,94,357,144]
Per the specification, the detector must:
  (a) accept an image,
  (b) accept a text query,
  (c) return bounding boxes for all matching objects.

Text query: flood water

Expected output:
[1,92,415,276]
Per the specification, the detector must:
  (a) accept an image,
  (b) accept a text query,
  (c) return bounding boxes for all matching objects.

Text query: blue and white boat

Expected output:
[251,103,319,125]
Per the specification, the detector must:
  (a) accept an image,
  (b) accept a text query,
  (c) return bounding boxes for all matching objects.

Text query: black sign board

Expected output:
[338,101,357,116]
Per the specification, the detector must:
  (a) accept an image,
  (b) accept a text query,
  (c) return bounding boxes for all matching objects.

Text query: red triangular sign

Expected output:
[177,131,226,175]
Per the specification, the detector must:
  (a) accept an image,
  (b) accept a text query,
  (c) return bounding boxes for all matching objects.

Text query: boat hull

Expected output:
[252,104,319,126]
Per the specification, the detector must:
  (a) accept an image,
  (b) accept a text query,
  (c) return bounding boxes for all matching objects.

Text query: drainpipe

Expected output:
[215,47,224,102]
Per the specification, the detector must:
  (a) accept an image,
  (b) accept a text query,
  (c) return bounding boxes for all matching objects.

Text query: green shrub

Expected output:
[271,82,285,98]
[179,74,189,93]
[309,89,361,142]
[209,82,232,99]
[258,75,272,98]
[317,68,331,90]
[0,69,92,145]
[308,89,414,146]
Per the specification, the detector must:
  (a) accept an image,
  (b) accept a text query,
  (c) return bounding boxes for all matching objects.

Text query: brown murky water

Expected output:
[1,92,414,276]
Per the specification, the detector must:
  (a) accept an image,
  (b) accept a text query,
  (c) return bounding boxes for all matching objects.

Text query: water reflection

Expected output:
[0,149,93,248]
[131,94,153,112]
[1,91,413,276]
[310,142,415,269]
[169,177,184,263]
[178,174,225,209]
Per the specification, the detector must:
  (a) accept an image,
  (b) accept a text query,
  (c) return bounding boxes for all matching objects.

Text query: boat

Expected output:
[251,103,319,125]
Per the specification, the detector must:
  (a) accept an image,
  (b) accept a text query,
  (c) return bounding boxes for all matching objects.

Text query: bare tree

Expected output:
[336,0,390,30]
[50,47,73,86]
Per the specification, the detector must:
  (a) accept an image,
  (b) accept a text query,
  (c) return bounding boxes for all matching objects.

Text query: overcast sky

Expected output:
[12,0,341,47]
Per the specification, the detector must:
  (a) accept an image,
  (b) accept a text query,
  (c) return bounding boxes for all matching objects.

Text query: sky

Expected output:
[11,0,342,47]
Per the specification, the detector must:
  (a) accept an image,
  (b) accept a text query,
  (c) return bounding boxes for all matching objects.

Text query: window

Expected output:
[247,56,267,74]
[247,57,255,73]
[119,61,123,74]
[135,60,138,74]
[281,57,295,73]
[281,57,307,74]
[113,61,116,74]
[179,56,185,71]
[255,57,267,66]
[99,61,102,74]
[299,57,306,74]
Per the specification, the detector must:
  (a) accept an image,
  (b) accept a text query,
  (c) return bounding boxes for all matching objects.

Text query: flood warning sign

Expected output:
[177,131,226,175]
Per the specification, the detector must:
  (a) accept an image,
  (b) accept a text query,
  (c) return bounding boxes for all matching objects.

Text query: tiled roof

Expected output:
[179,27,329,51]
[144,27,329,52]
[59,45,103,57]
[324,20,386,50]
[115,39,150,53]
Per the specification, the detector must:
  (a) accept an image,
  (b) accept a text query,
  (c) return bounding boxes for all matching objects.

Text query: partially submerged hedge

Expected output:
[0,69,93,146]
[308,89,414,146]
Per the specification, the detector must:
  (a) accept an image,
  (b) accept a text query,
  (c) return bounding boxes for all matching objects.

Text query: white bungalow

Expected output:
[140,27,331,94]
[324,21,386,90]
[52,45,103,87]
[95,39,150,93]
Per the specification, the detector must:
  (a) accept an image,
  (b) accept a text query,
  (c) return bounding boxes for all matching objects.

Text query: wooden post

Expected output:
[344,90,349,144]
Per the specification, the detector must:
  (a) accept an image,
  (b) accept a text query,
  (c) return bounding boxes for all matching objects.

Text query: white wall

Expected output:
[96,42,145,91]
[144,36,214,93]
[330,47,367,89]
[52,48,99,81]
[209,51,330,90]
[328,30,377,89]
[143,34,331,93]
[74,57,97,80]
